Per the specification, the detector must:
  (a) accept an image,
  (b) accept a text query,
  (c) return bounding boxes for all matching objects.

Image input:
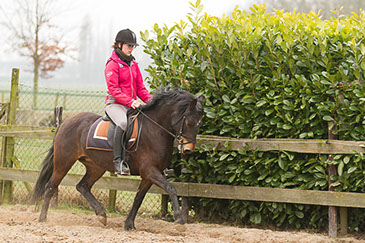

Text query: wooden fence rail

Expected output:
[196,135,365,154]
[2,167,365,209]
[1,125,365,154]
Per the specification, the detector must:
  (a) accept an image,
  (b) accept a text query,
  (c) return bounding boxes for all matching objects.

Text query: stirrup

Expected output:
[163,168,174,177]
[114,159,130,176]
[120,161,131,176]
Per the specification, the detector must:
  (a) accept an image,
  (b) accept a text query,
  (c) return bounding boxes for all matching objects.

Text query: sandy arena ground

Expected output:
[0,204,363,242]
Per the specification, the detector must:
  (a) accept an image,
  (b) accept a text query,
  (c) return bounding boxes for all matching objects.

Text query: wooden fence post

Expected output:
[180,154,189,223]
[53,107,63,127]
[339,207,348,235]
[337,94,348,236]
[161,194,169,216]
[328,121,338,238]
[0,68,19,203]
[108,173,117,211]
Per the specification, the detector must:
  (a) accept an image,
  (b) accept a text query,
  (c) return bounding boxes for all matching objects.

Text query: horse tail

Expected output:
[31,127,59,203]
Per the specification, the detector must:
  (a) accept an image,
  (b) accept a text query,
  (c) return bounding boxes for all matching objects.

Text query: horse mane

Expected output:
[131,88,195,113]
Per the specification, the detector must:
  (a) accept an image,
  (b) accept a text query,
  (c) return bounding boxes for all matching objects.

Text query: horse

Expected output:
[31,89,204,230]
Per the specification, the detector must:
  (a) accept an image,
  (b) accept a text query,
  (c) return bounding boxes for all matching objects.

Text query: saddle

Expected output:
[86,112,140,151]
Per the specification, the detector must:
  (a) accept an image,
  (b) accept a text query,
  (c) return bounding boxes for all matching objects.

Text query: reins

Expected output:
[130,108,196,151]
[137,108,177,138]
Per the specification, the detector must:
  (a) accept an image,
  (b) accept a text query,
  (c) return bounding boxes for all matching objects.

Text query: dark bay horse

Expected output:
[32,89,204,230]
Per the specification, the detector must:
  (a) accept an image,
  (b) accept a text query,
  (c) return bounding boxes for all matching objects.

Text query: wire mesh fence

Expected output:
[4,84,163,216]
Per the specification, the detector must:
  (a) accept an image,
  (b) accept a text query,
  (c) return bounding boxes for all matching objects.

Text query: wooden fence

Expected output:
[1,68,365,238]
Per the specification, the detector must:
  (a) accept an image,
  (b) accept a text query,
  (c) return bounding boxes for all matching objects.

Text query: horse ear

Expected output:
[188,95,204,111]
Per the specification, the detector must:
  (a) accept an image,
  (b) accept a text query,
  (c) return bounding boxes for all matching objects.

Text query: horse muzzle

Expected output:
[177,137,196,155]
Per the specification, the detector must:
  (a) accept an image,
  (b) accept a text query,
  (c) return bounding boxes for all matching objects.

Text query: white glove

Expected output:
[131,100,141,109]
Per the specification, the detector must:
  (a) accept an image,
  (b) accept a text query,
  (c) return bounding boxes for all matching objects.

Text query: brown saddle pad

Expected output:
[86,115,139,151]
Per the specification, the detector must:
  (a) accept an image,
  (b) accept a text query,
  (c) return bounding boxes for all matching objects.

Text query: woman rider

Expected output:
[104,29,152,175]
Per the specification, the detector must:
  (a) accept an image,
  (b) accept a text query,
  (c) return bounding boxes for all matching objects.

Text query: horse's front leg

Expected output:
[125,179,152,230]
[148,168,184,224]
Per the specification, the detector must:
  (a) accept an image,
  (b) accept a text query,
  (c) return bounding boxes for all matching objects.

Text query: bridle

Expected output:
[136,108,197,150]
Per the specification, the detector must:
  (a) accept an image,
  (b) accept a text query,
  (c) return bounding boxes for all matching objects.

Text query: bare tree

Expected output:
[0,0,73,108]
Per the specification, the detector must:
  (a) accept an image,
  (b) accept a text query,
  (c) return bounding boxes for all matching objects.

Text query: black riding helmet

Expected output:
[115,29,138,46]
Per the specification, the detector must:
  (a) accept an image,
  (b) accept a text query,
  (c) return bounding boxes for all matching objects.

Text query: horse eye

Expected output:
[185,117,202,128]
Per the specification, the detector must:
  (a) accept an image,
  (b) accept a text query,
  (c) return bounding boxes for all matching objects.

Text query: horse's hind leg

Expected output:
[39,181,59,222]
[125,179,152,230]
[76,165,107,225]
[39,167,71,222]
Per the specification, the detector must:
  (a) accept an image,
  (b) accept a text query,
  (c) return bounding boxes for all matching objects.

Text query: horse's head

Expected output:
[175,95,204,155]
[141,89,204,155]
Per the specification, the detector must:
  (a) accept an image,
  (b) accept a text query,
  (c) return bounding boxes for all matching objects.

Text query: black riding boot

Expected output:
[113,126,130,175]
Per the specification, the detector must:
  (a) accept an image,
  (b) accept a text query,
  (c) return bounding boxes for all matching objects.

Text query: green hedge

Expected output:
[142,1,365,230]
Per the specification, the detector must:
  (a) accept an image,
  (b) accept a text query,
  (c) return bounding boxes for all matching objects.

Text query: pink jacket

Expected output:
[104,50,152,107]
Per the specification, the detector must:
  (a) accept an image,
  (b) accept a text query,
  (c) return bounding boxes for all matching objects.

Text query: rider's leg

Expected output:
[112,125,130,175]
[105,103,130,175]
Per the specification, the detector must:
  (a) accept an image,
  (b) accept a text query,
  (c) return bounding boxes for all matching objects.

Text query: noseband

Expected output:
[136,108,196,150]
[174,115,196,147]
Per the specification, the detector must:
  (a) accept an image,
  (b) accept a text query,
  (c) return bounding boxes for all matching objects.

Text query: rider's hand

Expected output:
[131,100,141,109]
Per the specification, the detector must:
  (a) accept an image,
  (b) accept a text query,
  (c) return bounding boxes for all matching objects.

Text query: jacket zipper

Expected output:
[129,63,134,98]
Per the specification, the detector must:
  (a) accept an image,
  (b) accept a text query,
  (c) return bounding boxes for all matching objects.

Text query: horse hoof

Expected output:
[182,214,188,224]
[125,225,136,231]
[38,217,47,222]
[175,224,186,232]
[174,218,184,225]
[124,222,136,231]
[98,215,107,226]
